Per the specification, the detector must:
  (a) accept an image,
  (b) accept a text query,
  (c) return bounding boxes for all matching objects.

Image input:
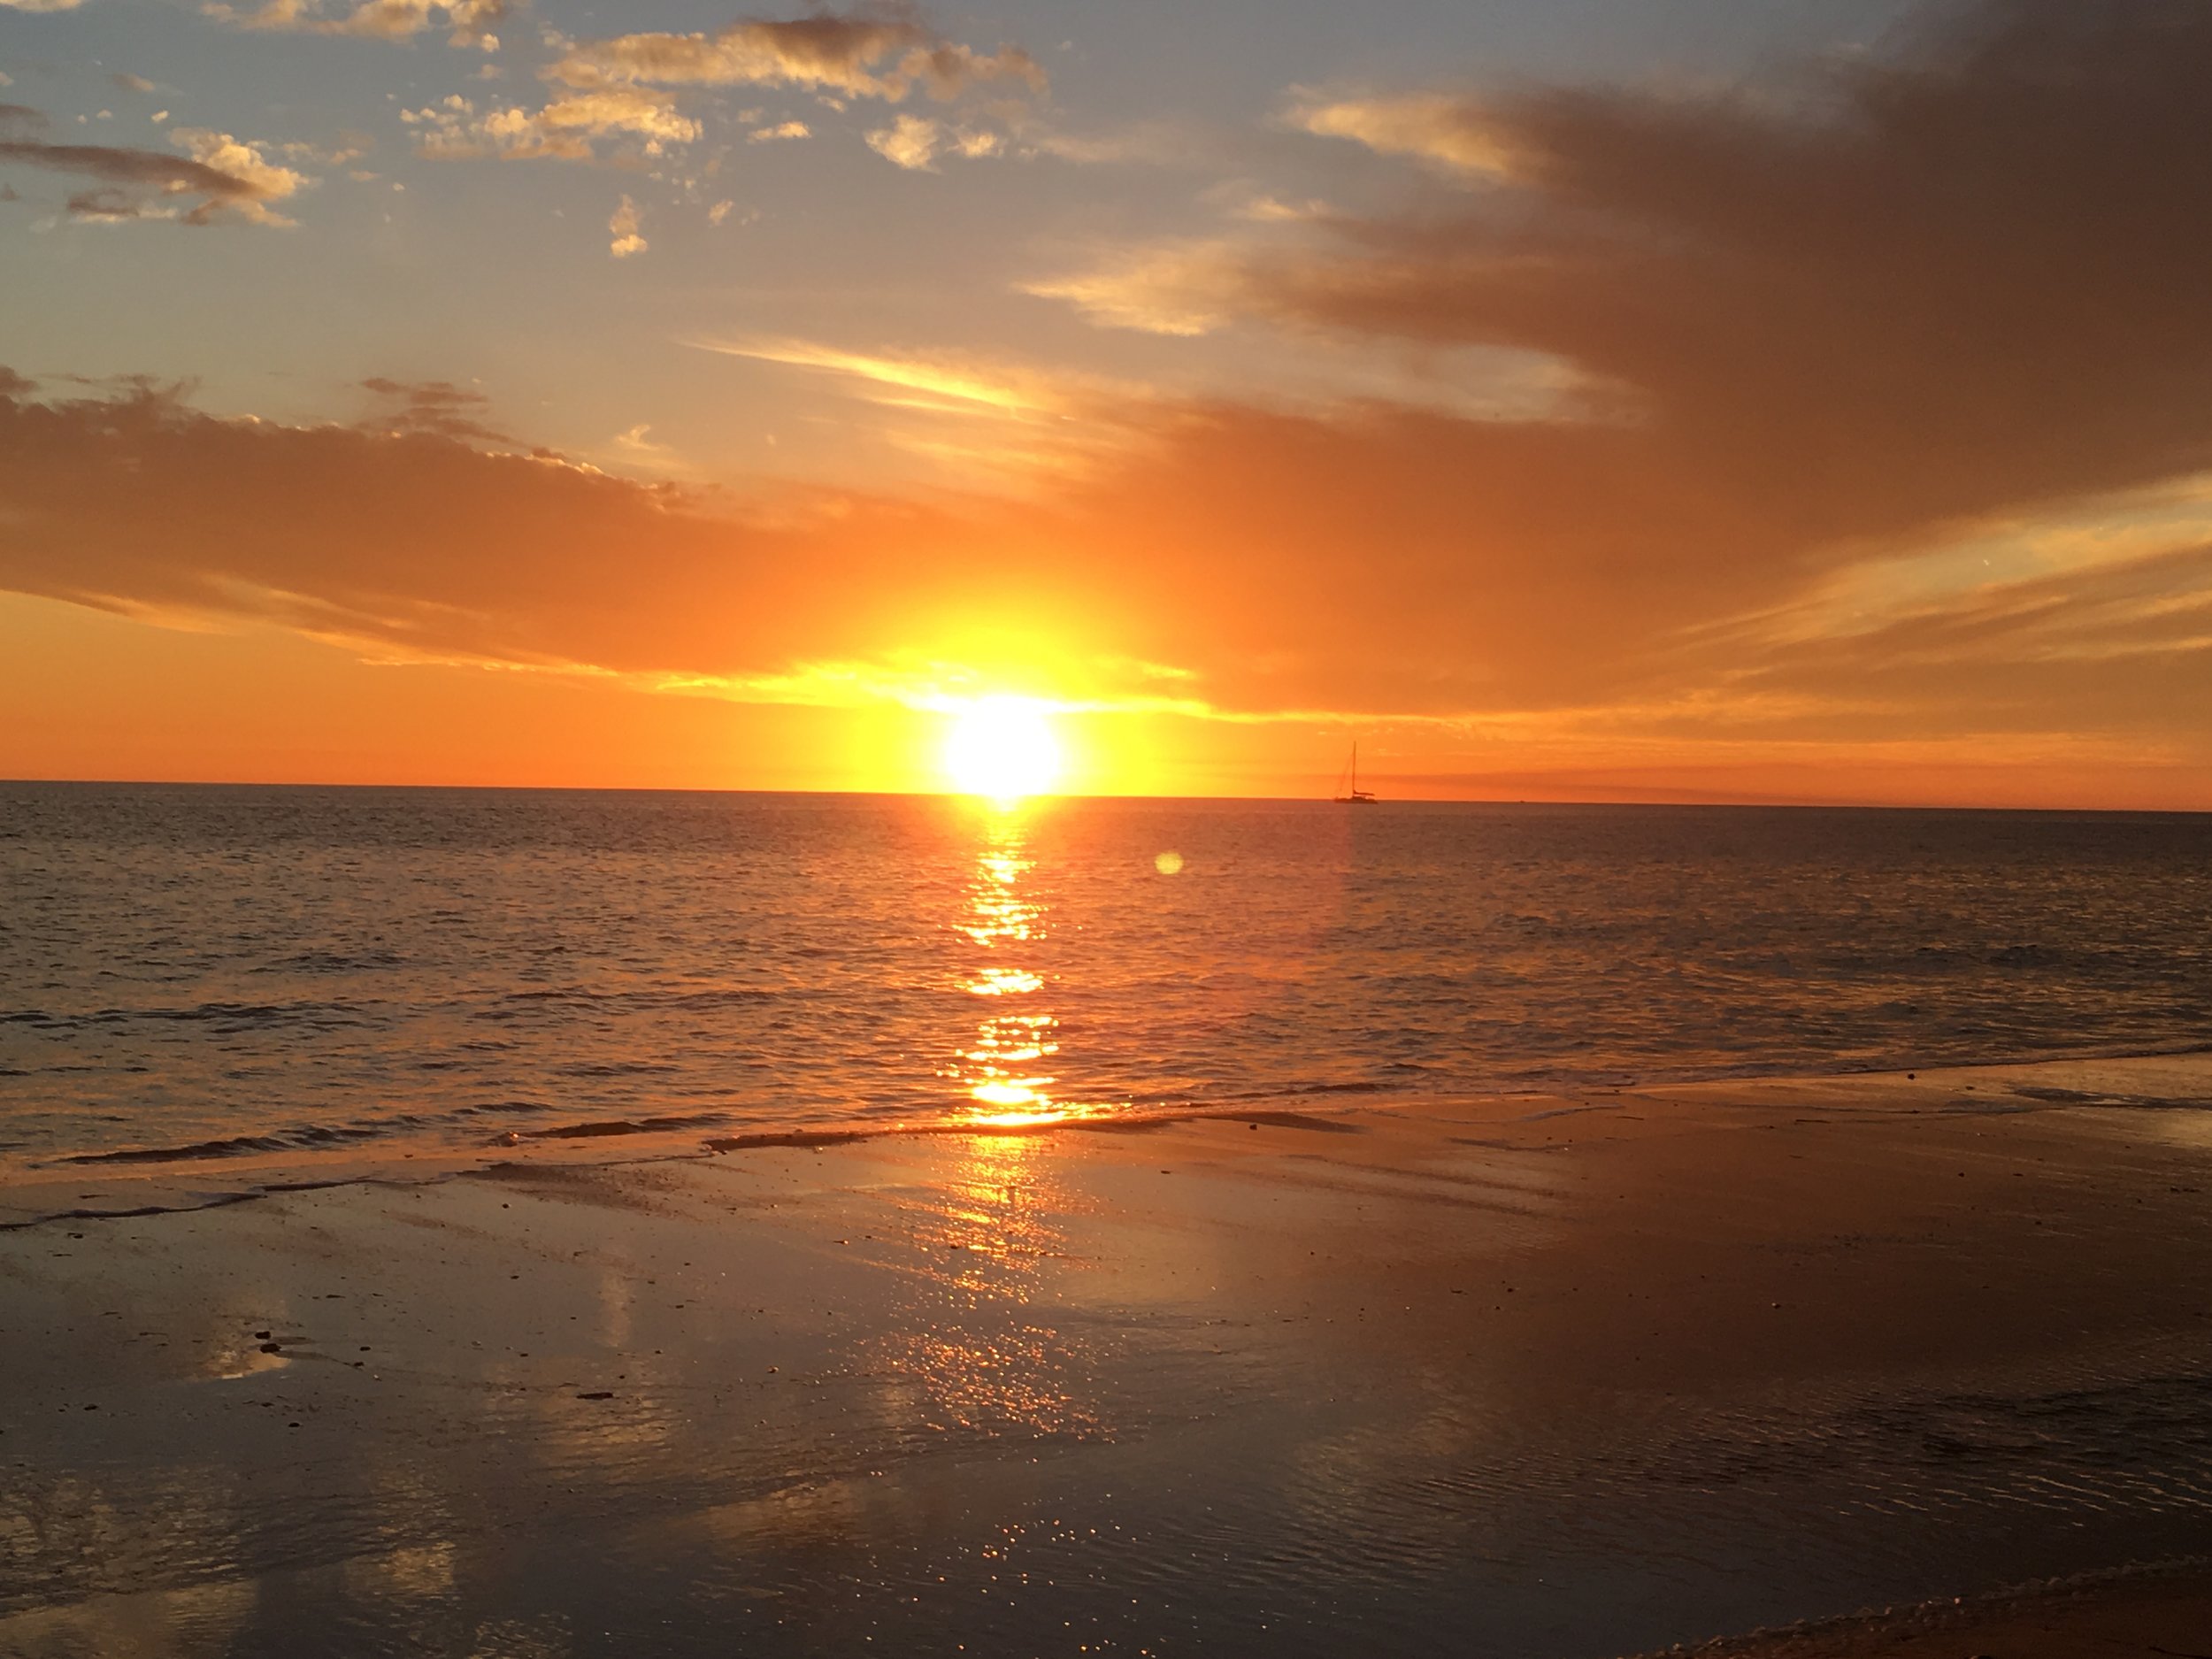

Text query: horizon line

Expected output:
[4,776,2208,818]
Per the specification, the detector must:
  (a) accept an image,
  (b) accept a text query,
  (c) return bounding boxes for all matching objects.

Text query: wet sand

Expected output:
[1650,1560,2212,1657]
[4,1053,2212,1656]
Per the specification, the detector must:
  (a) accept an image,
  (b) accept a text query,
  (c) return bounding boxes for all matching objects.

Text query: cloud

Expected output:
[408,90,700,160]
[1678,540,2212,751]
[864,111,937,169]
[696,335,1144,420]
[607,193,644,257]
[202,0,506,50]
[111,73,158,95]
[410,9,1041,169]
[0,117,308,224]
[0,0,87,11]
[1022,240,1248,335]
[277,131,371,166]
[1022,121,1197,167]
[1034,1,2212,572]
[1286,90,1519,176]
[548,10,1044,104]
[2,324,2209,808]
[167,129,309,222]
[696,335,1160,485]
[359,377,509,444]
[0,374,1057,692]
[1231,192,1333,223]
[1214,3,2212,559]
[864,112,1002,168]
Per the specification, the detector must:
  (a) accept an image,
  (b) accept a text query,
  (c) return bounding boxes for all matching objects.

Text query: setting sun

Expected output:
[942,697,1064,802]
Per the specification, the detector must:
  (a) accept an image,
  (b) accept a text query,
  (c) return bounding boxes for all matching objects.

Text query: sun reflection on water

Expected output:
[945,811,1100,1129]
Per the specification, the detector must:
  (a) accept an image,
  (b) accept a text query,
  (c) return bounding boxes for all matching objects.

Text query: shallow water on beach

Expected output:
[1,784,2208,1179]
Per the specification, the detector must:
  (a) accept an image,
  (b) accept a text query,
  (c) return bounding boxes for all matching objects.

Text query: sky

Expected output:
[3,0,2209,804]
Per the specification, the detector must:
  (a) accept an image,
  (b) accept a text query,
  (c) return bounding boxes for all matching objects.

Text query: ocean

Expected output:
[2,783,2208,1189]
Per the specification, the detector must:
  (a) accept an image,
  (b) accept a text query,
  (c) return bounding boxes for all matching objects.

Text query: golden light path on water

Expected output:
[947,806,1103,1129]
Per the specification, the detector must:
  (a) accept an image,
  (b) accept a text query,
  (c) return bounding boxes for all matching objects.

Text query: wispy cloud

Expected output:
[1285,89,1518,176]
[1021,240,1248,335]
[695,335,1142,419]
[612,422,672,458]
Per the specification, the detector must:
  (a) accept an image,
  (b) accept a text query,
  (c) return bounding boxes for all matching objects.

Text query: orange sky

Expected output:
[4,0,2210,807]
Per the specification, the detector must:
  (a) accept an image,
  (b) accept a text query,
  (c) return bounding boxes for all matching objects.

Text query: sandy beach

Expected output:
[5,1052,2212,1656]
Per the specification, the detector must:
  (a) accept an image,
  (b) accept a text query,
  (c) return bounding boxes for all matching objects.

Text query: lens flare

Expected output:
[942,696,1064,803]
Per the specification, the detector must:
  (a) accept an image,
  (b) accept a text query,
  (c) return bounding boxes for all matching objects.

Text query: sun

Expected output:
[943,696,1064,803]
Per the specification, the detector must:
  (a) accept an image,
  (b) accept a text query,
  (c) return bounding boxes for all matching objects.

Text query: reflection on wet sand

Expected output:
[0,1577,258,1659]
[875,1130,1103,1438]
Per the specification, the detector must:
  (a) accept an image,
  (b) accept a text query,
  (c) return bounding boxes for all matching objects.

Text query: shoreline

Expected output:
[7,1042,2208,1233]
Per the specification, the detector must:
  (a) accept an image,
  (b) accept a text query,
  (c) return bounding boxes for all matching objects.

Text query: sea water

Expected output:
[2,783,2207,1185]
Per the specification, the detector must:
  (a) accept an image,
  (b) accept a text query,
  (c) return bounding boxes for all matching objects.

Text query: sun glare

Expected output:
[943,696,1064,802]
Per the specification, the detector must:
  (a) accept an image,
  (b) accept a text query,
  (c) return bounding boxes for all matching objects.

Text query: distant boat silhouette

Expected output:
[1333,741,1378,804]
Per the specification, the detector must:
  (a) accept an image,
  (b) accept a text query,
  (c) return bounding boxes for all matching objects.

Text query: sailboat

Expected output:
[1333,741,1378,804]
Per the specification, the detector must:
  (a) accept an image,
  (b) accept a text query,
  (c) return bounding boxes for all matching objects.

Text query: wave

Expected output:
[50,1100,561,1167]
[519,1111,733,1141]
[64,1133,302,1165]
[4,1097,1381,1231]
[249,950,407,975]
[12,1047,2212,1234]
[2,999,369,1033]
[496,986,780,1009]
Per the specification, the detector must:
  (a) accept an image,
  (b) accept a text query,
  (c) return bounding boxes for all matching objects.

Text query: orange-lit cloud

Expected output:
[864,112,1005,170]
[547,12,1045,103]
[406,90,701,162]
[695,336,1137,419]
[1286,89,1519,176]
[202,0,506,50]
[606,193,646,257]
[1021,241,1249,336]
